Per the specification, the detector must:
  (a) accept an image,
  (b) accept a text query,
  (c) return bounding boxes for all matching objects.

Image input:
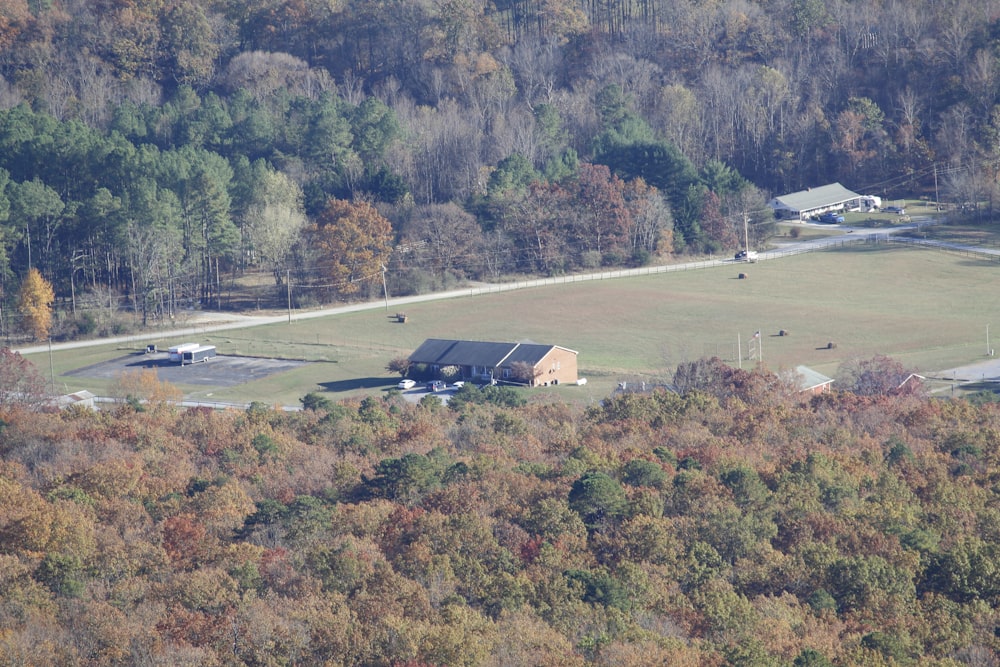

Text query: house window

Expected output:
[503,368,510,378]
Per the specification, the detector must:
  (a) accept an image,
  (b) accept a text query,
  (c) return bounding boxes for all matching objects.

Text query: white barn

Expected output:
[768,183,880,220]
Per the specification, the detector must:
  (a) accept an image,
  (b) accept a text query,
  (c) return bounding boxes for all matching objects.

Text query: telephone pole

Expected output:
[381,264,389,311]
[743,214,751,255]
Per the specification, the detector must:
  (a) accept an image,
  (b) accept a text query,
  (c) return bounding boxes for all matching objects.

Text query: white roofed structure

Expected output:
[768,183,866,220]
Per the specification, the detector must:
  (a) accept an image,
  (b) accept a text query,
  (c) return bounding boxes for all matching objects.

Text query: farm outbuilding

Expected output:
[768,183,879,220]
[55,390,97,410]
[795,365,835,394]
[409,338,579,386]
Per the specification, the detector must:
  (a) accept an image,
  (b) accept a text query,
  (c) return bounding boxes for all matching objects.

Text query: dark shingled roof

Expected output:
[503,343,558,366]
[409,338,576,368]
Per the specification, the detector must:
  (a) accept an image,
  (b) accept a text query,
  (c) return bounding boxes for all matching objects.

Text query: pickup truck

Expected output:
[818,212,845,224]
[734,250,758,262]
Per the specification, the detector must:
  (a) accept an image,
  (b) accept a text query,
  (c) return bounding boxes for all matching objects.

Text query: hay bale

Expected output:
[779,329,788,337]
[738,273,748,279]
[827,341,836,349]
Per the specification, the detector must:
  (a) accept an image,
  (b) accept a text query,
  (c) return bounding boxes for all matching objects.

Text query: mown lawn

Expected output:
[33,243,1000,407]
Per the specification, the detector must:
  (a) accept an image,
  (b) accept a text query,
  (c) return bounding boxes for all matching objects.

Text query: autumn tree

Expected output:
[111,369,182,412]
[0,347,47,409]
[509,360,541,385]
[397,202,485,284]
[386,357,412,377]
[17,267,54,340]
[622,177,673,261]
[307,199,393,299]
[696,188,738,252]
[567,163,630,261]
[836,354,923,397]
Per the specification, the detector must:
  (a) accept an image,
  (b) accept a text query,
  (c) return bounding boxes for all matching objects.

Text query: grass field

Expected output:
[30,242,1000,407]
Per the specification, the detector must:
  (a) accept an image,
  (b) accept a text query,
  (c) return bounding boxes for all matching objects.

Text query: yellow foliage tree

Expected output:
[17,267,54,340]
[112,369,182,411]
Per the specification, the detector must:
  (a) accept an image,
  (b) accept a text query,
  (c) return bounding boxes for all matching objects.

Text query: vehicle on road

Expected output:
[818,212,845,224]
[426,380,446,392]
[735,250,759,262]
[452,381,465,388]
[885,206,906,214]
[397,378,416,389]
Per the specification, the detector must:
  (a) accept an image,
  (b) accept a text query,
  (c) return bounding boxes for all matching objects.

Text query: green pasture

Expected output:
[32,243,1000,406]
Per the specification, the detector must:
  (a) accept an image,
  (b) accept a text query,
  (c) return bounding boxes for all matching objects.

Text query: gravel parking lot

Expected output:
[65,352,309,387]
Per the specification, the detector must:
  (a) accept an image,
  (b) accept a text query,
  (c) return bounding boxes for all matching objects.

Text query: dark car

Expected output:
[884,205,906,214]
[426,380,446,392]
[818,212,844,224]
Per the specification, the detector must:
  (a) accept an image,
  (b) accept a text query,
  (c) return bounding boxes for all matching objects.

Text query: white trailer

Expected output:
[181,345,216,365]
[168,343,200,362]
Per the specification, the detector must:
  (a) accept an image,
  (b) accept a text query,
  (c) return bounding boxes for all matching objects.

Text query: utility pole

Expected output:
[381,264,389,311]
[934,163,940,211]
[48,337,55,394]
[743,213,751,255]
[286,269,292,324]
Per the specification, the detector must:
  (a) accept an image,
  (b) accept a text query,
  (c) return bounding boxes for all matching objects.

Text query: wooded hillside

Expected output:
[1,0,998,336]
[0,360,998,664]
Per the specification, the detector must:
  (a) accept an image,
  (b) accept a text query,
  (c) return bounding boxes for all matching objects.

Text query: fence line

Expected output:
[884,236,1000,261]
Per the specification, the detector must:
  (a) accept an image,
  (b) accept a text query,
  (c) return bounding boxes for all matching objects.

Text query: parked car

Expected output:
[884,205,906,214]
[397,378,416,390]
[818,212,844,224]
[426,380,446,392]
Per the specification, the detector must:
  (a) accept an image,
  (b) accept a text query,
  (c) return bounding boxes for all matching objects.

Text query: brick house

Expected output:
[408,338,579,386]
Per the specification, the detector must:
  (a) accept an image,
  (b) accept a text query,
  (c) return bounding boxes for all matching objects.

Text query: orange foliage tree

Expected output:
[307,198,393,298]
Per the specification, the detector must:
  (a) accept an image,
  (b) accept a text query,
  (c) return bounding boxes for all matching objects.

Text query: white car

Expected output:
[452,381,465,388]
[397,378,416,390]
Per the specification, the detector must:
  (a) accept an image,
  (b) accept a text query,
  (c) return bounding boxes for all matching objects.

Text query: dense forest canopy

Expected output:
[0,355,998,664]
[0,0,998,335]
